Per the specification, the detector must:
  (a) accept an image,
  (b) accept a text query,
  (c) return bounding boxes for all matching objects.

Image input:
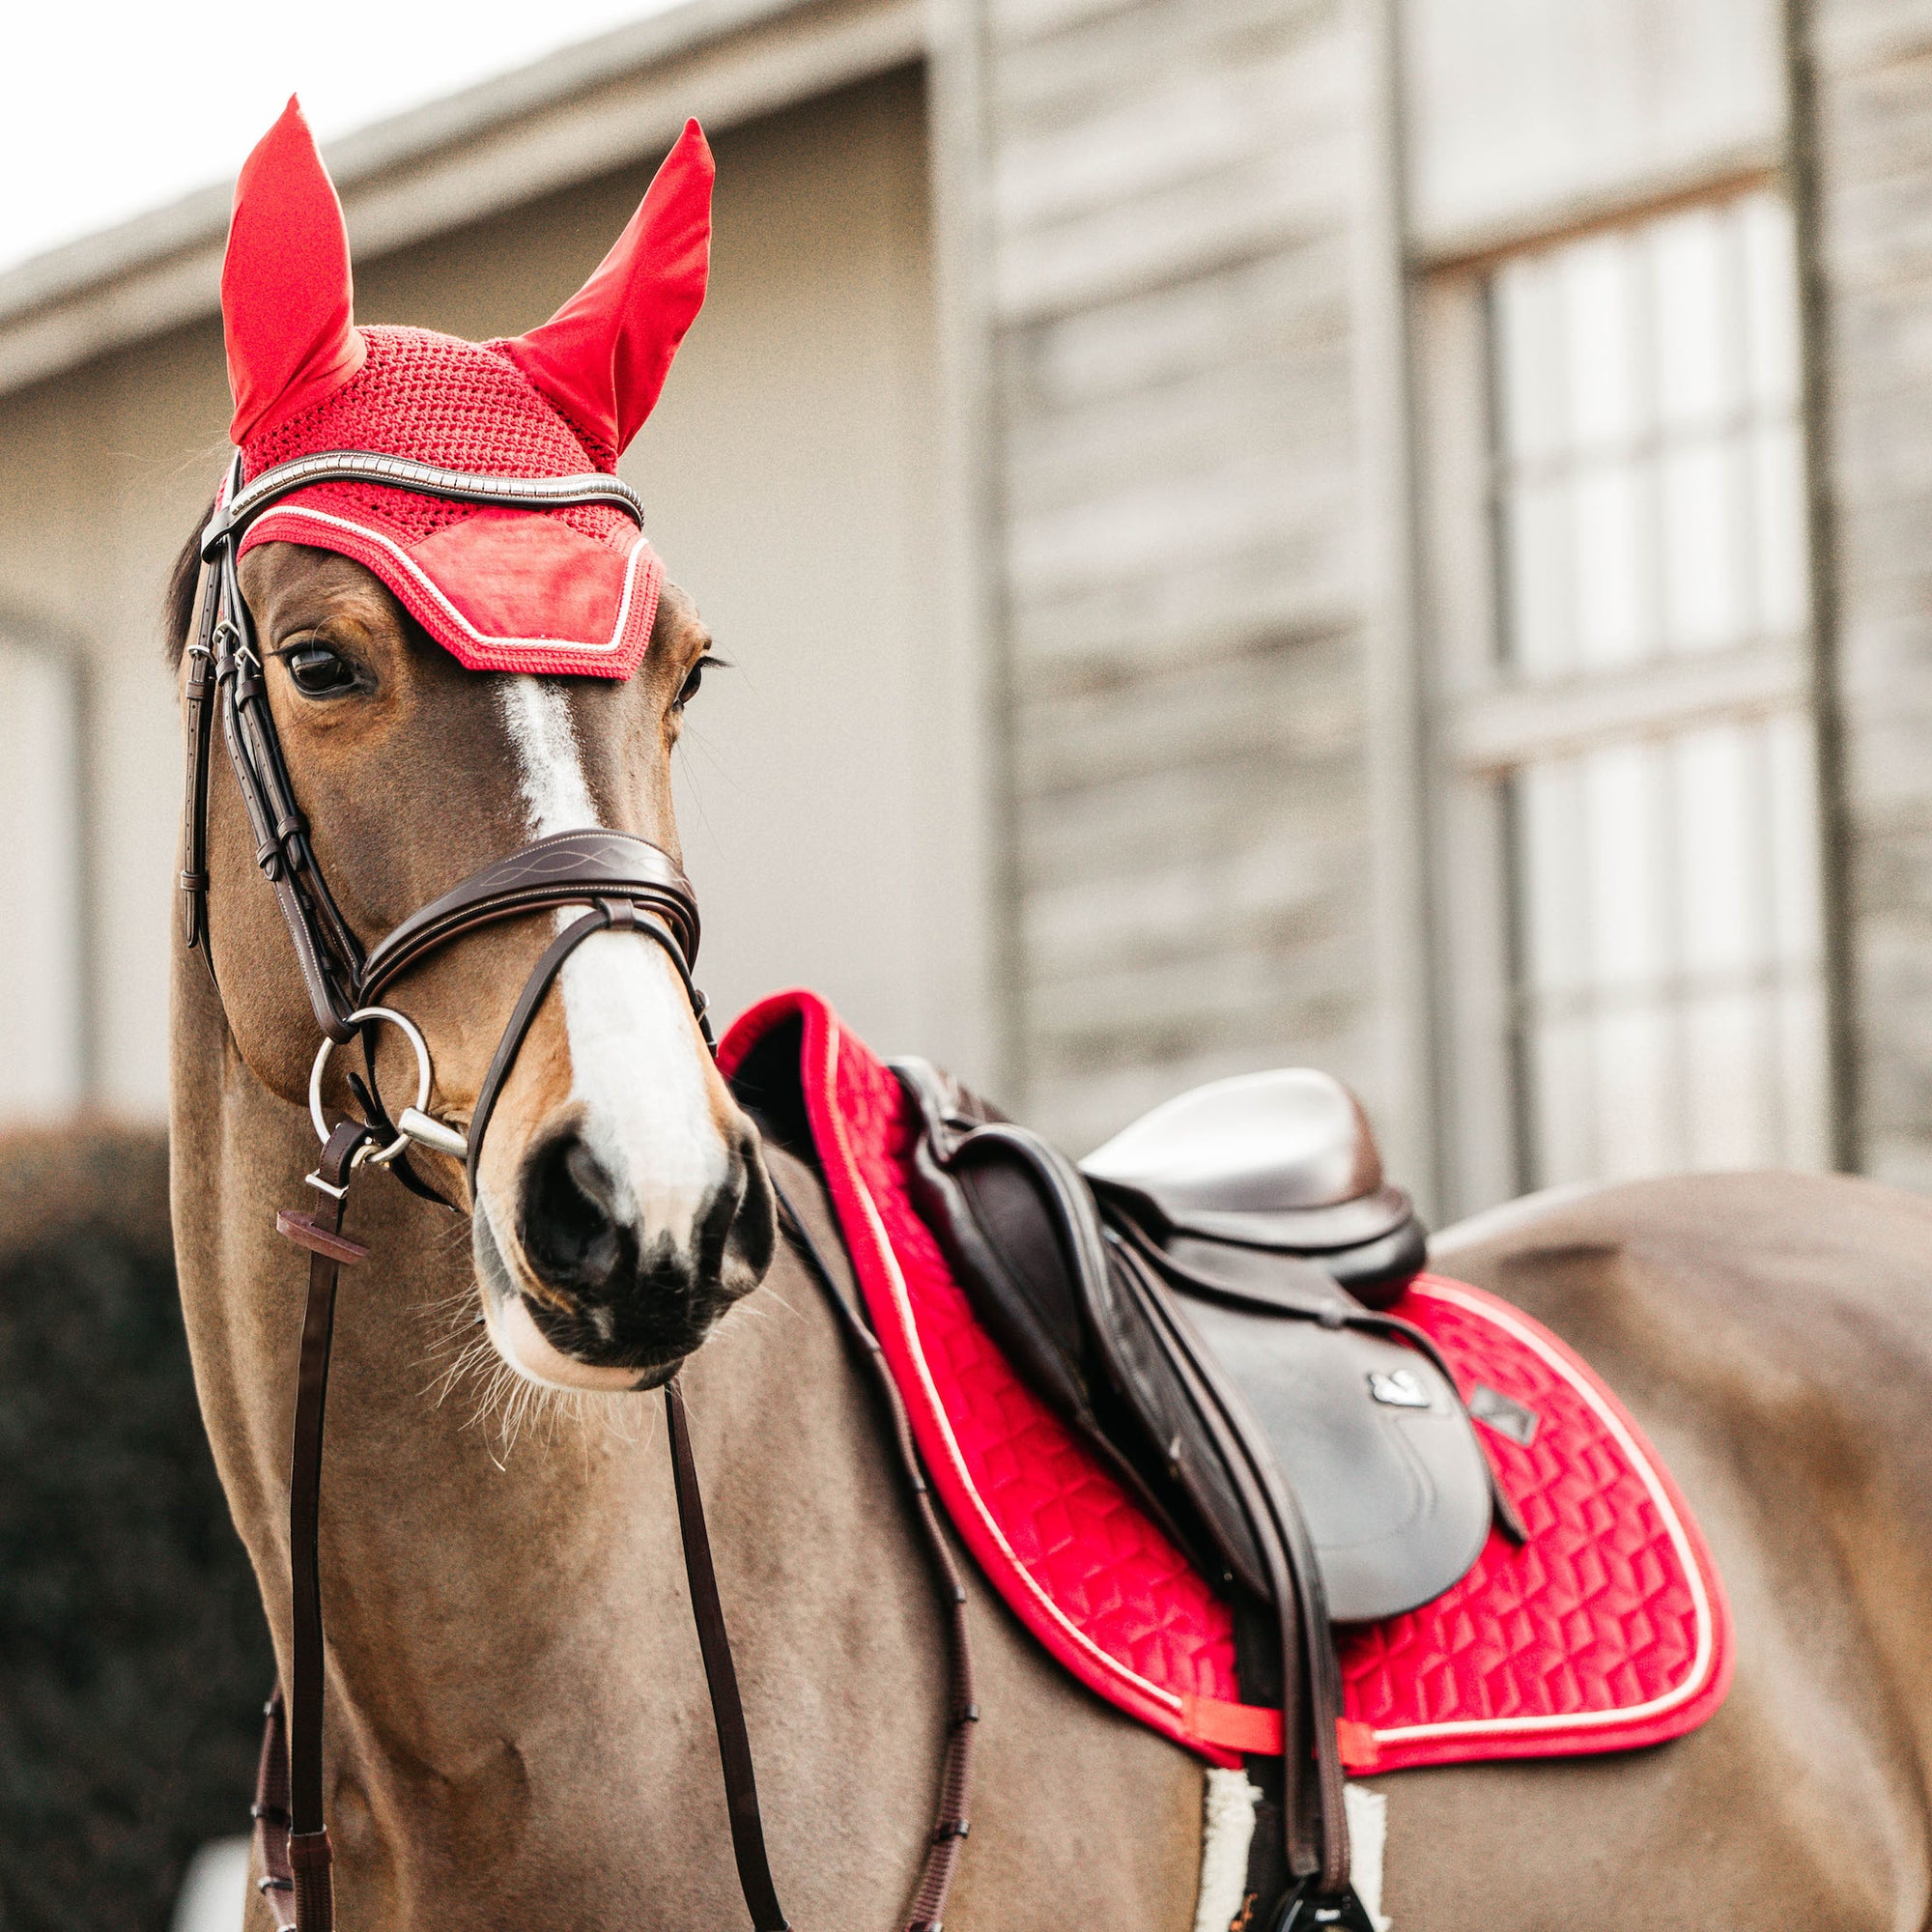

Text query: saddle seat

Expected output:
[1081,1067,1427,1305]
[897,1061,1508,1626]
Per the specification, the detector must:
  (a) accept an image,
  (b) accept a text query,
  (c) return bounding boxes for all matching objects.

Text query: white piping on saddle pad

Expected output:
[1191,1775,1391,1932]
[497,677,723,1248]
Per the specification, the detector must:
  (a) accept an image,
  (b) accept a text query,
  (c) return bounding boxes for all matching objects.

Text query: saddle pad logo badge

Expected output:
[1366,1368,1432,1409]
[1467,1380,1540,1446]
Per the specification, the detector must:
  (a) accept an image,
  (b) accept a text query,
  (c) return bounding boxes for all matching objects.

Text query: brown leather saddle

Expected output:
[897,1059,1523,1916]
[897,1061,1517,1626]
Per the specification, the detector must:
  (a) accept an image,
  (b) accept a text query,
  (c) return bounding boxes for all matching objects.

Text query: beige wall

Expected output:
[0,310,226,1120]
[0,67,983,1120]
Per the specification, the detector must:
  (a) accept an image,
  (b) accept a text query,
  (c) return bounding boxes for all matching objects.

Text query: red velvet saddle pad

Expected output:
[721,991,1734,1776]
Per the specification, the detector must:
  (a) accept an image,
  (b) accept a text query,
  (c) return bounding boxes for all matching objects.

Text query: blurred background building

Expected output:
[0,0,1920,1226]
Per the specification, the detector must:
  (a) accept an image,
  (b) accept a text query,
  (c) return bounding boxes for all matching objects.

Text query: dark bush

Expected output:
[0,1122,270,1930]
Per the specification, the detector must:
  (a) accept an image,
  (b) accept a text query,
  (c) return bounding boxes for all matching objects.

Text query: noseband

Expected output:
[179,451,939,1932]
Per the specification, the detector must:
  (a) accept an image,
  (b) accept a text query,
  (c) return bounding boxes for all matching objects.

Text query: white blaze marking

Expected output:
[497,677,724,1244]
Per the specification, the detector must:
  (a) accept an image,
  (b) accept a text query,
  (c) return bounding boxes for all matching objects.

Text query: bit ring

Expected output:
[308,1006,433,1166]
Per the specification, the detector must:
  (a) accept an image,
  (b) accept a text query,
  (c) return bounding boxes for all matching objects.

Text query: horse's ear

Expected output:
[500,120,714,459]
[221,96,366,446]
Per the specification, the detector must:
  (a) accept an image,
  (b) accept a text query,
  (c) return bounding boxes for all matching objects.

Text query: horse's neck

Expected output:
[167,991,847,1818]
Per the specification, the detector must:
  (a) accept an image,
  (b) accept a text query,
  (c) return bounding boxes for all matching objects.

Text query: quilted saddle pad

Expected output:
[720,991,1734,1776]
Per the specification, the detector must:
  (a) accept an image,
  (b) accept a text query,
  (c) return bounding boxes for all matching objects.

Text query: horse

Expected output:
[164,515,1932,1928]
[165,101,1932,1932]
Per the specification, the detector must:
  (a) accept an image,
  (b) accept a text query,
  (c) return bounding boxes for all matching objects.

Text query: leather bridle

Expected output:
[182,450,975,1931]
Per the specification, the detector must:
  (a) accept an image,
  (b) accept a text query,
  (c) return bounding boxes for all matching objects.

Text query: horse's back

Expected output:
[1383,1171,1932,1928]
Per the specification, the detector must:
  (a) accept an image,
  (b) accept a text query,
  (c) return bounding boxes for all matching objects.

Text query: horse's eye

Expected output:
[674,657,709,710]
[285,644,357,697]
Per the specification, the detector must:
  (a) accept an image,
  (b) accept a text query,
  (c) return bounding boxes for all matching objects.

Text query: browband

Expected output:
[203,448,646,556]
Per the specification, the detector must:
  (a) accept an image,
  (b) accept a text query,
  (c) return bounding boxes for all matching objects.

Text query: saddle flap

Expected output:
[1168,1287,1493,1623]
[905,1103,1092,1425]
[898,1062,1267,1589]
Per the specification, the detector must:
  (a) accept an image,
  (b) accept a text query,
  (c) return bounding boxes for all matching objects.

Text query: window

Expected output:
[0,637,86,1118]
[1424,189,1831,1201]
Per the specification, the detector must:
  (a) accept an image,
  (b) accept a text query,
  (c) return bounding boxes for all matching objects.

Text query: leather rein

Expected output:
[181,449,974,1931]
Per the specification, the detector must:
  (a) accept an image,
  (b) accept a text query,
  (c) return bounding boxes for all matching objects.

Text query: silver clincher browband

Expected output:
[202,447,646,557]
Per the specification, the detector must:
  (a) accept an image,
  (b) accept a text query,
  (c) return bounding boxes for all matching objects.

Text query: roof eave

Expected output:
[0,0,923,398]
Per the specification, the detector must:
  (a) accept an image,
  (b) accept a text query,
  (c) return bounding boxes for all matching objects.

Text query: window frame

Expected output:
[1413,177,1840,1214]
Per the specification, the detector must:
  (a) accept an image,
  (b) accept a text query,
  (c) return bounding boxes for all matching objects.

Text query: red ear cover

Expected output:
[221,97,366,446]
[499,120,714,460]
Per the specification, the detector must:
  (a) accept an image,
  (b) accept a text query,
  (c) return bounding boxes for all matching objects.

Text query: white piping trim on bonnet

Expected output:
[244,503,651,655]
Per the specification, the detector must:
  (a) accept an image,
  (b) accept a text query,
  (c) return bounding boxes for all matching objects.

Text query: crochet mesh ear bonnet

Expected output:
[220,98,713,678]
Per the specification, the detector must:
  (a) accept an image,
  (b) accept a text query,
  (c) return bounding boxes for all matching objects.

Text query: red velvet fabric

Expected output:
[218,100,712,678]
[719,989,1736,1776]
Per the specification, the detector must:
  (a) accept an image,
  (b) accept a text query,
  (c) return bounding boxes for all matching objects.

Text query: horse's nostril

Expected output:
[521,1131,626,1294]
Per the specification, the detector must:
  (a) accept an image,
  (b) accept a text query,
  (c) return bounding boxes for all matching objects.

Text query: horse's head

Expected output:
[196,537,775,1390]
[181,101,775,1391]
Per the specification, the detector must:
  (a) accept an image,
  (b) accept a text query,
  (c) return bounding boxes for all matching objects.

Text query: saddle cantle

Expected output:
[895,1060,1510,1625]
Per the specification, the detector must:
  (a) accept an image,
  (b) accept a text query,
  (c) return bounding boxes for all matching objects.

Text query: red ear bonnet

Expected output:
[217,111,713,679]
[221,98,366,445]
[500,121,713,461]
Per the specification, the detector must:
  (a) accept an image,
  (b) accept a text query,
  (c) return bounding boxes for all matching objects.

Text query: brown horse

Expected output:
[166,515,1932,1928]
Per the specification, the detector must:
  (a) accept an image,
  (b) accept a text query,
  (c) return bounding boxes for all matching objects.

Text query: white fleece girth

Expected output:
[1193,1770,1260,1932]
[1191,1775,1391,1932]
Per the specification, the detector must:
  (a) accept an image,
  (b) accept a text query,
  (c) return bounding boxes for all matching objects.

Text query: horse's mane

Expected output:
[163,497,214,668]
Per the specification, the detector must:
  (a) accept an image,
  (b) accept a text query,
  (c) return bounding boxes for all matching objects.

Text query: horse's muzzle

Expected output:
[477,1116,776,1390]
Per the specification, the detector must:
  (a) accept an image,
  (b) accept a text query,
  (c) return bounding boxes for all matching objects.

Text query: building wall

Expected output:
[0,323,225,1120]
[1399,0,1822,1216]
[7,0,1932,1205]
[982,0,1379,1151]
[971,0,1932,1194]
[0,69,980,1120]
[1807,0,1932,1190]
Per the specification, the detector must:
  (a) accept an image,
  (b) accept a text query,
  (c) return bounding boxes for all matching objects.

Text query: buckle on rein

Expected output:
[275,1006,470,1264]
